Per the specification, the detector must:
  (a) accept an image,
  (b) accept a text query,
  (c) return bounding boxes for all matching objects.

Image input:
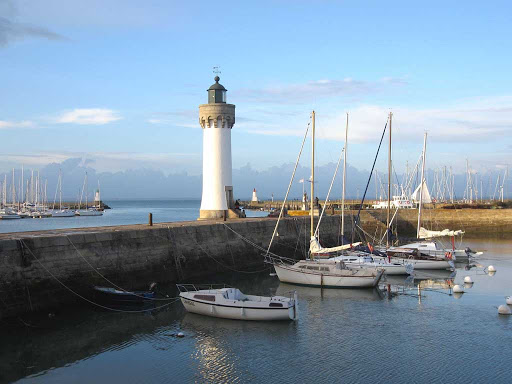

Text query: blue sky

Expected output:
[1,0,511,179]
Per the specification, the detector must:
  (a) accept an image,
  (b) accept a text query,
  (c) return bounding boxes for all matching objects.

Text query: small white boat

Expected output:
[386,247,455,270]
[397,240,476,262]
[30,210,52,218]
[0,212,21,220]
[330,253,413,275]
[76,209,103,216]
[52,209,76,217]
[273,259,384,288]
[178,284,298,321]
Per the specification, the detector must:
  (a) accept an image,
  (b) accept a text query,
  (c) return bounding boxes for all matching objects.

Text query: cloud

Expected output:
[324,99,512,144]
[233,77,407,104]
[0,120,35,129]
[56,108,122,125]
[0,0,67,47]
[240,96,512,145]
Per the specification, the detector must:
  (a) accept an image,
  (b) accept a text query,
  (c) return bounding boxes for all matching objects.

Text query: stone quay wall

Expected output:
[0,216,350,319]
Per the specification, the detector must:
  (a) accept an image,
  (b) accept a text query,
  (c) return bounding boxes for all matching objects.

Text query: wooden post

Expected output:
[148,213,153,226]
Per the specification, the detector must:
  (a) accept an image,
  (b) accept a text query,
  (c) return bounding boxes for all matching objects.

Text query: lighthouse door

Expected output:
[225,186,234,209]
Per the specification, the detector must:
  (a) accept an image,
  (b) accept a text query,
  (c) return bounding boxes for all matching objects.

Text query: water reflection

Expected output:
[182,312,296,383]
[275,283,384,301]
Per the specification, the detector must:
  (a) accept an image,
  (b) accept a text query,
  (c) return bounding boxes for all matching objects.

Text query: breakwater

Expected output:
[368,208,512,237]
[0,216,347,319]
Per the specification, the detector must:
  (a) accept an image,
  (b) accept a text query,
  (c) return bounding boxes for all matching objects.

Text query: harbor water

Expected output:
[0,200,268,234]
[1,238,511,383]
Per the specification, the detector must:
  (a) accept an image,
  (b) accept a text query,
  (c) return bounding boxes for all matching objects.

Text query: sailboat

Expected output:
[387,132,455,270]
[52,170,75,217]
[328,113,413,276]
[76,173,103,216]
[268,111,383,288]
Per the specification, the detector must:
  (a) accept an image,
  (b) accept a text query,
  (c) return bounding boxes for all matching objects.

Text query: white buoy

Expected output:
[498,305,512,315]
[177,332,185,338]
[269,273,277,277]
[453,285,464,293]
[488,265,496,272]
[453,292,464,300]
[464,276,473,284]
[506,296,512,305]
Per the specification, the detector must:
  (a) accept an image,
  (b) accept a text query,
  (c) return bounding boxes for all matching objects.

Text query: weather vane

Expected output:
[213,66,221,75]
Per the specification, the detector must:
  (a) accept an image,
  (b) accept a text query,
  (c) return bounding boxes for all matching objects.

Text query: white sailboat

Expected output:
[268,111,383,288]
[52,170,75,217]
[330,113,413,276]
[0,171,21,219]
[76,173,103,216]
[387,132,454,270]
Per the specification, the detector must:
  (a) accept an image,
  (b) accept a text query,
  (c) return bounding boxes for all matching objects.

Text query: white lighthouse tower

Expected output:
[199,76,237,219]
[251,188,259,203]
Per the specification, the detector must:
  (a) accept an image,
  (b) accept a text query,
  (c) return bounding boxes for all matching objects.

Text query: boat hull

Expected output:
[76,210,103,216]
[0,214,21,219]
[346,263,410,275]
[52,211,75,217]
[274,264,383,288]
[390,257,453,270]
[180,297,296,321]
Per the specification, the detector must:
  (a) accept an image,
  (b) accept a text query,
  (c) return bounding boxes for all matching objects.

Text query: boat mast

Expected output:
[12,168,16,206]
[21,165,24,207]
[60,170,63,210]
[417,132,427,238]
[85,172,88,210]
[386,112,392,248]
[310,110,315,243]
[341,112,348,245]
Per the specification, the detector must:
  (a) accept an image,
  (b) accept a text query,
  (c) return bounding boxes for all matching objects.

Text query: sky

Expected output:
[1,0,511,198]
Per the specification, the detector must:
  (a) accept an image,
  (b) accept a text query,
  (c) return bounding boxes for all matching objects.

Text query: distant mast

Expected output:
[417,132,427,238]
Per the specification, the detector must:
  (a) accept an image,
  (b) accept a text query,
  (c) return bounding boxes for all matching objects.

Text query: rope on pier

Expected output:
[18,239,180,313]
[65,236,175,301]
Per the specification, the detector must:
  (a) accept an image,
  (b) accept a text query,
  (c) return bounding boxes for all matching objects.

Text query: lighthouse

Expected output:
[251,188,259,202]
[199,76,236,219]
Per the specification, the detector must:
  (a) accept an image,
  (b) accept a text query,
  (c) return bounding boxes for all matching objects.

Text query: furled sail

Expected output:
[411,179,432,204]
[309,236,361,254]
[418,227,464,239]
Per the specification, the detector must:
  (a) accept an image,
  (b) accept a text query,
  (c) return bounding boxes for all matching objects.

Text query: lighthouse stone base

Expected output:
[199,209,246,220]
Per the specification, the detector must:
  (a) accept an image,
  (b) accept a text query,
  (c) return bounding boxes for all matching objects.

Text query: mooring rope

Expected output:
[65,235,175,301]
[19,239,180,313]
